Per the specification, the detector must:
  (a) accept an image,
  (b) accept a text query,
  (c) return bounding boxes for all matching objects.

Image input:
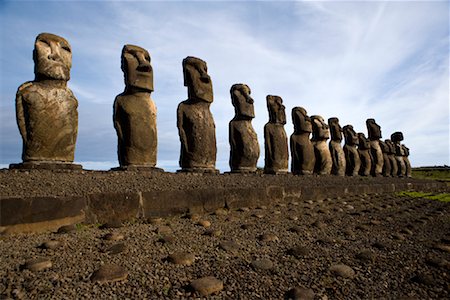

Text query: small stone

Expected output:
[197,220,211,228]
[251,259,273,270]
[392,233,405,240]
[187,213,200,222]
[355,250,375,262]
[204,229,222,237]
[256,205,267,210]
[289,226,302,233]
[312,220,326,229]
[400,228,413,235]
[285,286,315,300]
[273,210,282,215]
[147,217,163,225]
[100,220,122,229]
[252,213,264,219]
[329,264,355,279]
[105,243,126,255]
[425,256,450,270]
[345,205,354,210]
[168,252,195,265]
[237,207,250,212]
[23,258,52,272]
[219,241,240,255]
[157,226,172,235]
[370,220,381,225]
[355,224,369,231]
[214,208,228,216]
[411,273,434,286]
[434,243,450,253]
[289,215,299,221]
[90,264,128,283]
[40,240,61,250]
[240,223,253,230]
[158,235,175,244]
[57,224,76,233]
[372,241,388,250]
[103,232,124,241]
[190,276,223,296]
[258,233,279,242]
[288,246,309,258]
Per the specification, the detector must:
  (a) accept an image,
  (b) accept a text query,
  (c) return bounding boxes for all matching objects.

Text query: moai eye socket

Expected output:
[61,44,71,53]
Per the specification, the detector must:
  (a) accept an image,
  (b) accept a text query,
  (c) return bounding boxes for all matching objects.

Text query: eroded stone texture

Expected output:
[14,33,78,166]
[113,45,159,169]
[177,56,217,173]
[385,139,398,177]
[391,132,406,177]
[311,115,332,175]
[290,107,315,175]
[402,144,412,178]
[380,140,391,177]
[264,95,288,174]
[328,117,346,176]
[229,84,259,173]
[343,125,361,176]
[357,132,372,176]
[366,119,383,177]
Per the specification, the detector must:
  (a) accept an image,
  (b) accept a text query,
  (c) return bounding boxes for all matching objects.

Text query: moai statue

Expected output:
[379,140,391,177]
[357,132,372,176]
[113,44,161,171]
[229,84,259,173]
[290,107,315,175]
[177,56,218,173]
[343,125,361,176]
[328,117,346,176]
[311,115,332,175]
[402,144,412,178]
[385,139,398,177]
[11,33,80,170]
[264,95,288,174]
[391,132,406,177]
[366,118,383,176]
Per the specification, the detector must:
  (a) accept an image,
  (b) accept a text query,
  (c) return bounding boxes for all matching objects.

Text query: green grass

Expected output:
[396,191,450,202]
[412,168,450,182]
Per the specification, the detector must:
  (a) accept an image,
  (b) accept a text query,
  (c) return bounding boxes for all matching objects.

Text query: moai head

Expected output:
[366,118,382,140]
[328,117,343,142]
[311,115,330,140]
[292,107,312,134]
[33,33,72,81]
[391,132,404,144]
[183,56,213,103]
[231,84,254,119]
[121,44,153,92]
[266,95,286,124]
[358,133,370,149]
[343,125,359,146]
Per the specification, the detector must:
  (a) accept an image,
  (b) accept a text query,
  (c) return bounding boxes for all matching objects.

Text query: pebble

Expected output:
[105,243,126,255]
[329,264,355,279]
[23,258,52,272]
[214,208,229,216]
[187,213,200,222]
[100,220,123,229]
[157,225,172,235]
[204,229,222,237]
[258,233,279,242]
[57,224,76,233]
[400,228,413,235]
[237,207,250,212]
[40,240,61,250]
[251,259,274,270]
[411,273,434,286]
[392,233,405,240]
[147,217,163,225]
[285,286,315,300]
[288,246,310,258]
[90,264,128,283]
[372,241,388,250]
[312,220,327,229]
[219,241,240,255]
[355,250,375,263]
[289,215,299,221]
[197,220,211,228]
[370,220,381,225]
[252,213,265,219]
[103,232,124,241]
[289,226,302,233]
[190,276,223,296]
[434,243,450,253]
[240,223,254,230]
[425,256,450,270]
[158,235,175,244]
[168,251,195,265]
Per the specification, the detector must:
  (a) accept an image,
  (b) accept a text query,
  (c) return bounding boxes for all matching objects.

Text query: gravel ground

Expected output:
[1,192,449,299]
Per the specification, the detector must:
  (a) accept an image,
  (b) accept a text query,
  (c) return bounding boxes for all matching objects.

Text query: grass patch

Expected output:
[396,191,450,202]
[412,168,450,182]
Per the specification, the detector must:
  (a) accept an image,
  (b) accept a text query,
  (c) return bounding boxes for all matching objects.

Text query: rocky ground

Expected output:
[1,190,449,299]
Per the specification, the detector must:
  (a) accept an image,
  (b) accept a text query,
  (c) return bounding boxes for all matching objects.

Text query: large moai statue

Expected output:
[343,125,361,176]
[177,56,218,173]
[113,44,160,171]
[391,132,406,177]
[11,33,80,170]
[311,115,332,175]
[366,118,383,176]
[290,107,315,175]
[229,84,259,173]
[379,140,392,177]
[328,117,346,176]
[357,132,372,176]
[264,95,288,174]
[385,139,398,177]
[402,144,412,178]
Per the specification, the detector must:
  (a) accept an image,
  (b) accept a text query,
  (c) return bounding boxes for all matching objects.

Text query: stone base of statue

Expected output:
[111,165,164,172]
[177,168,220,174]
[264,168,289,175]
[9,161,82,170]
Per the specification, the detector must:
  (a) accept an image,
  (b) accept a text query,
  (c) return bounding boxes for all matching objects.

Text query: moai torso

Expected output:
[113,45,158,168]
[367,118,383,176]
[385,139,398,177]
[311,115,332,175]
[343,125,361,176]
[177,56,217,172]
[290,107,315,175]
[357,132,372,176]
[391,132,406,177]
[229,84,259,173]
[402,144,412,177]
[15,33,78,163]
[328,117,346,176]
[264,95,288,174]
[380,140,391,177]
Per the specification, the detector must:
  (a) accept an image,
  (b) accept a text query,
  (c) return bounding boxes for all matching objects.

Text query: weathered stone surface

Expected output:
[330,264,355,278]
[343,125,361,176]
[113,44,159,169]
[14,33,78,165]
[190,276,223,296]
[168,251,195,265]
[358,132,372,176]
[103,232,124,241]
[328,117,346,176]
[285,287,315,300]
[367,119,383,177]
[90,264,128,283]
[391,132,406,177]
[380,140,392,176]
[311,115,332,175]
[385,139,398,177]
[290,107,315,175]
[264,95,288,174]
[219,241,240,255]
[229,84,259,173]
[177,56,217,173]
[23,258,52,272]
[40,240,62,250]
[251,259,274,270]
[402,144,412,178]
[57,224,76,233]
[86,192,140,224]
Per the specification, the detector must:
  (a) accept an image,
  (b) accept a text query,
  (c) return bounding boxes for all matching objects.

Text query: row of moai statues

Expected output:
[12,33,411,177]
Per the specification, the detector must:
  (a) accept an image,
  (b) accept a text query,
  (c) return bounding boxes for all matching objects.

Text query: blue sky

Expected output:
[0,1,448,171]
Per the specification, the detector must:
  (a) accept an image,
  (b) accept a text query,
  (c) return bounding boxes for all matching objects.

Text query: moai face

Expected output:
[343,125,358,146]
[34,33,72,81]
[328,117,343,141]
[311,115,330,140]
[122,44,153,92]
[358,133,370,149]
[292,107,312,133]
[267,95,286,124]
[366,118,382,140]
[391,132,404,144]
[183,56,213,103]
[231,84,254,119]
